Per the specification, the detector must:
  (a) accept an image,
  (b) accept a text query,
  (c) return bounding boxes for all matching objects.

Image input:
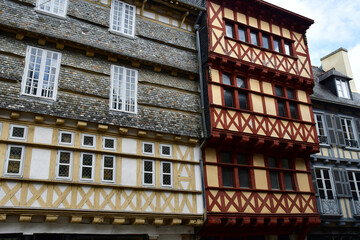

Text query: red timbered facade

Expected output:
[199,0,320,239]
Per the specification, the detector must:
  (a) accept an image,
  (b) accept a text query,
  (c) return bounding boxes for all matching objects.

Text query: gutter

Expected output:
[194,10,209,236]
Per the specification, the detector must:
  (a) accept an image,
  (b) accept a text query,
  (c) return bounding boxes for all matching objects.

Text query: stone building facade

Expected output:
[0,0,205,239]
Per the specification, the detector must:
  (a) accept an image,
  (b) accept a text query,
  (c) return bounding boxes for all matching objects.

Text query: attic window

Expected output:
[335,78,350,99]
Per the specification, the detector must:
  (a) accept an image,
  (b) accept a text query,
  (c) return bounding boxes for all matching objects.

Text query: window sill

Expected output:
[20,93,57,102]
[109,29,136,40]
[319,143,331,147]
[344,146,360,151]
[35,9,67,20]
[109,108,137,115]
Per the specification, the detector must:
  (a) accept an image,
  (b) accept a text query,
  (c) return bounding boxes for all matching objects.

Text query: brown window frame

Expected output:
[221,73,250,111]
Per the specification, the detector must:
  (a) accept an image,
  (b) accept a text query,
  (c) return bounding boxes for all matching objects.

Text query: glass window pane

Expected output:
[277,100,287,117]
[262,35,270,49]
[289,103,298,119]
[238,168,250,188]
[236,77,246,88]
[238,92,248,110]
[250,31,258,46]
[238,27,246,42]
[225,23,234,38]
[237,153,248,165]
[221,152,232,163]
[224,90,234,107]
[281,158,290,169]
[275,86,284,97]
[287,89,295,99]
[222,167,234,187]
[223,74,231,85]
[284,42,291,55]
[268,157,277,168]
[284,172,294,190]
[273,39,280,52]
[270,172,280,190]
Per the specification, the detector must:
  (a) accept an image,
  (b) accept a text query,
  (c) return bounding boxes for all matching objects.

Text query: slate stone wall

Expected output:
[0,0,202,138]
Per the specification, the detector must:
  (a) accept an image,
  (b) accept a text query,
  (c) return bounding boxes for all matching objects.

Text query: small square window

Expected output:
[102,155,116,183]
[275,86,284,97]
[236,77,246,88]
[59,131,74,146]
[142,142,154,155]
[56,150,73,180]
[287,89,296,99]
[81,134,96,148]
[160,144,172,157]
[9,125,28,141]
[143,159,154,185]
[4,145,25,177]
[222,73,232,85]
[103,137,117,151]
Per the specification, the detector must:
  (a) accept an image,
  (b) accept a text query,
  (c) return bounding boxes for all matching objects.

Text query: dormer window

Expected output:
[336,78,350,99]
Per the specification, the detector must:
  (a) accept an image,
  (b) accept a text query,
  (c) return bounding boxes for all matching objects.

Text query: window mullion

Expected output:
[37,50,47,97]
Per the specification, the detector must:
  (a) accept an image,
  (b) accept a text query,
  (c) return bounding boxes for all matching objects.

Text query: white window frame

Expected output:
[81,134,96,148]
[21,46,62,100]
[58,131,74,146]
[109,0,136,37]
[4,145,25,177]
[36,0,68,18]
[336,78,351,99]
[315,167,336,200]
[110,65,138,114]
[79,152,95,181]
[102,137,117,151]
[160,144,172,158]
[0,123,2,138]
[142,159,155,186]
[142,142,154,155]
[101,155,116,183]
[9,124,28,141]
[55,150,73,180]
[161,161,173,187]
[340,116,357,146]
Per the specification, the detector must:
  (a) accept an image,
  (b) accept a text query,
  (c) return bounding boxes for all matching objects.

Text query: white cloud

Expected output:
[348,44,360,92]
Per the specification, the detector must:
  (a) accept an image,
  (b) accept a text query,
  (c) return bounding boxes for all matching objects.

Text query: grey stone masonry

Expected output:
[0,0,198,73]
[0,30,201,137]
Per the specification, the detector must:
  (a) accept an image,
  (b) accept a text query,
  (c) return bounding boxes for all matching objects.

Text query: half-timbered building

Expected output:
[198,0,320,239]
[0,0,205,239]
[309,48,360,240]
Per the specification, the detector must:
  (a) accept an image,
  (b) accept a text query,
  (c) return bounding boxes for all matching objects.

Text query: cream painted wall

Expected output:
[29,148,51,180]
[122,138,137,154]
[121,158,137,186]
[33,127,53,144]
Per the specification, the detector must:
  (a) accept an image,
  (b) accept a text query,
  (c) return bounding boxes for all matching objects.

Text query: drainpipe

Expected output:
[194,10,208,238]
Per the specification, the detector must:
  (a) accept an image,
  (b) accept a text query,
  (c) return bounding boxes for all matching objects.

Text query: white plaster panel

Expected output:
[29,148,51,180]
[121,158,137,186]
[159,235,182,240]
[33,127,53,144]
[193,146,200,162]
[194,165,202,191]
[196,194,204,214]
[122,138,137,154]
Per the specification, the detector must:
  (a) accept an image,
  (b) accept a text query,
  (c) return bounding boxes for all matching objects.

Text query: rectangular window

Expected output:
[277,100,287,117]
[81,134,96,148]
[315,113,328,144]
[143,160,154,185]
[275,85,284,97]
[22,46,61,100]
[102,155,116,182]
[225,22,234,38]
[289,103,298,119]
[287,89,295,99]
[250,31,258,46]
[238,27,246,42]
[59,131,74,146]
[36,0,68,17]
[340,117,357,147]
[222,73,232,85]
[224,89,234,107]
[110,65,138,113]
[220,152,250,188]
[142,142,154,155]
[160,144,172,157]
[238,92,248,110]
[56,150,73,180]
[348,171,360,200]
[268,157,294,191]
[9,125,28,141]
[80,153,95,181]
[262,35,270,49]
[315,168,335,199]
[161,161,172,187]
[273,38,280,52]
[284,42,292,55]
[4,145,25,177]
[0,123,2,138]
[103,137,117,151]
[335,78,351,99]
[110,0,136,37]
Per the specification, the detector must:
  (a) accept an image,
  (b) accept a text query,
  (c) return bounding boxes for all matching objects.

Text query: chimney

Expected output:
[320,48,357,92]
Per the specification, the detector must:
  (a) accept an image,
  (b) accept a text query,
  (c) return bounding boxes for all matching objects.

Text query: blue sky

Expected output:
[265,0,360,90]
